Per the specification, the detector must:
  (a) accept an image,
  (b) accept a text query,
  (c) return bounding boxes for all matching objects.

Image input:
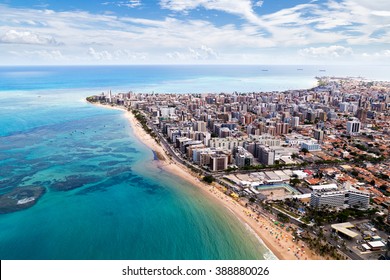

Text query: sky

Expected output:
[0,0,389,65]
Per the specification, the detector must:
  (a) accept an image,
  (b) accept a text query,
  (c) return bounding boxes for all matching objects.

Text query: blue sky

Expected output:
[0,0,389,65]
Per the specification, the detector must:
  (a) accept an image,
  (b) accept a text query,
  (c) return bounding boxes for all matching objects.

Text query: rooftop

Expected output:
[331,222,359,238]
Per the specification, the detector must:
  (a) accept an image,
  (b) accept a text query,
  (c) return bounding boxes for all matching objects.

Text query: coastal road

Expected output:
[148,120,212,177]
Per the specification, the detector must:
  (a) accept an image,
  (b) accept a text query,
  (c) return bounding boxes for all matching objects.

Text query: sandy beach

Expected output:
[93,103,323,260]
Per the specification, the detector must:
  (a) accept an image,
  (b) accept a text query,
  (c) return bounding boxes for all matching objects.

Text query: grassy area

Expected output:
[272,204,300,219]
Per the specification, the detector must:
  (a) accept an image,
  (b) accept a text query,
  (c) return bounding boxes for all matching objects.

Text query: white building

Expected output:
[285,134,311,146]
[301,141,321,152]
[310,191,346,208]
[339,102,349,112]
[347,190,370,208]
[346,119,361,135]
[258,145,275,165]
[235,147,254,167]
[208,137,245,151]
[310,189,370,209]
[309,184,338,191]
[291,116,300,127]
[160,106,176,117]
[249,134,281,147]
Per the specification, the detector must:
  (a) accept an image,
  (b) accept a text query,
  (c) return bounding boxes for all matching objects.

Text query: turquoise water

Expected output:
[0,65,388,260]
[0,100,271,259]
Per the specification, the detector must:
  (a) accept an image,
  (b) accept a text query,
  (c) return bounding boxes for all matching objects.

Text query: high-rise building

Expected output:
[310,189,369,209]
[319,111,328,122]
[235,147,254,167]
[306,111,316,122]
[356,108,367,123]
[258,146,275,165]
[346,119,361,135]
[194,121,207,132]
[348,190,370,209]
[266,126,276,136]
[276,123,283,135]
[339,102,349,112]
[313,129,324,142]
[210,154,228,171]
[219,127,231,138]
[291,116,300,128]
[310,191,345,208]
[282,123,289,134]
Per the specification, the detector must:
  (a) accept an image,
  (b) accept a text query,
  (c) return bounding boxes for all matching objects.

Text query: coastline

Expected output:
[92,102,323,260]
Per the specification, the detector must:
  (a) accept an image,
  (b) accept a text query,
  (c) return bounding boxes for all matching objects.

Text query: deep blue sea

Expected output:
[0,65,388,259]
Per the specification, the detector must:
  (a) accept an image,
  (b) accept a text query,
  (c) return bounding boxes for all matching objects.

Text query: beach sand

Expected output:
[93,103,324,260]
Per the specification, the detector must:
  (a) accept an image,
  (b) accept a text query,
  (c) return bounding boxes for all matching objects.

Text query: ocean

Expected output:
[0,65,388,260]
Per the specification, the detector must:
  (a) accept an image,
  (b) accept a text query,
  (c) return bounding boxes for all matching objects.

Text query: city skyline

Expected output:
[0,0,389,65]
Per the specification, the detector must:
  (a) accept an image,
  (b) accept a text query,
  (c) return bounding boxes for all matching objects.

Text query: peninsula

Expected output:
[87,76,390,260]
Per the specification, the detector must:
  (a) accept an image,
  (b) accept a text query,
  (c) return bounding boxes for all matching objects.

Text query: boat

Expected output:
[17,197,35,205]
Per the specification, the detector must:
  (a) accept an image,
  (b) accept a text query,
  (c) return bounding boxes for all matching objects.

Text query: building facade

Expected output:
[258,145,275,165]
[310,189,370,209]
[301,141,321,152]
[346,119,361,135]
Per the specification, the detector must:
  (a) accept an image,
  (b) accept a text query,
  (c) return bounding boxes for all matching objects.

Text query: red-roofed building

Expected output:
[304,169,313,176]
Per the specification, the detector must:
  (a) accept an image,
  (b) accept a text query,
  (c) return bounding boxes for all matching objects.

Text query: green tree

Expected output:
[277,212,290,223]
[301,148,309,154]
[290,178,301,186]
[202,175,215,184]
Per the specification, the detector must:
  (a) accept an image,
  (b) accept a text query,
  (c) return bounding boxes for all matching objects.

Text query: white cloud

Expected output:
[189,45,219,59]
[348,0,390,11]
[371,11,390,17]
[102,0,142,8]
[0,2,389,65]
[167,45,219,61]
[362,49,390,57]
[0,30,59,45]
[299,45,353,58]
[113,49,147,60]
[254,1,263,8]
[88,48,147,61]
[160,0,265,26]
[166,51,186,60]
[9,50,64,60]
[88,47,113,60]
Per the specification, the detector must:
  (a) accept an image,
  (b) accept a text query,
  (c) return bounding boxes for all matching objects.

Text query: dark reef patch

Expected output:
[98,160,126,167]
[50,175,101,191]
[76,172,136,195]
[106,166,133,177]
[0,174,30,189]
[0,186,46,214]
[111,147,139,154]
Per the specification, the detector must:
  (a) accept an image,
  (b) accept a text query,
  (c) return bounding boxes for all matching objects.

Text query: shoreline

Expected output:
[91,102,323,260]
